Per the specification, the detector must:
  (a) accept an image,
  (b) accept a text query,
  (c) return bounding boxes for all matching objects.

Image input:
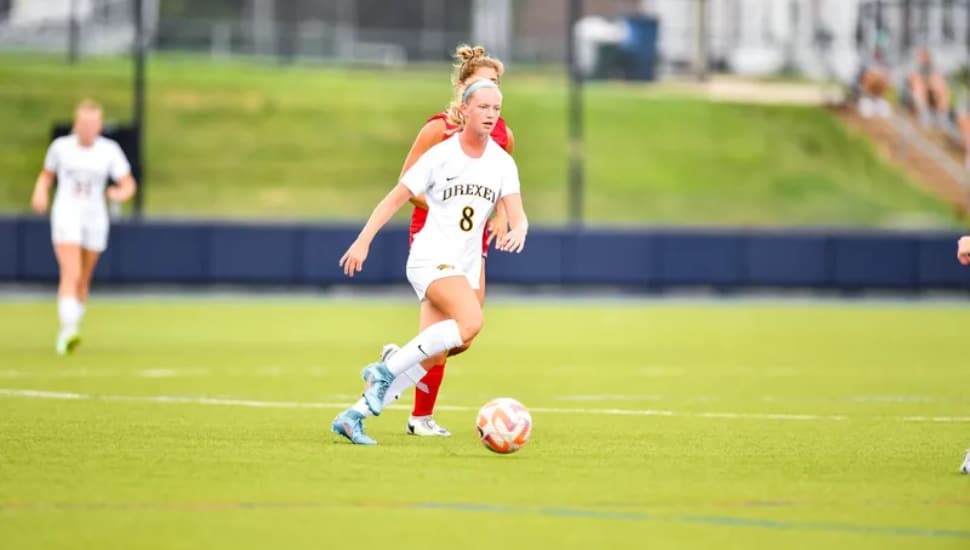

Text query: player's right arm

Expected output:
[339,184,414,277]
[31,169,55,214]
[342,136,439,277]
[958,236,970,265]
[400,119,446,210]
[32,141,60,214]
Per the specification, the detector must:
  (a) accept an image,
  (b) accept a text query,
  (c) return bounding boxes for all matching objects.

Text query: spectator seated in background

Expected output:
[854,47,892,119]
[901,46,953,130]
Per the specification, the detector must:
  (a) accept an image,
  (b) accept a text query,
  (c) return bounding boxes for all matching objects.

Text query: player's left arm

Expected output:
[486,127,515,246]
[107,173,137,203]
[496,193,527,254]
[958,235,970,265]
[106,144,137,203]
[487,202,509,246]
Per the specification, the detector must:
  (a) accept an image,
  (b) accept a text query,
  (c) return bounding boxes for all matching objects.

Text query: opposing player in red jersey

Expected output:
[392,45,515,437]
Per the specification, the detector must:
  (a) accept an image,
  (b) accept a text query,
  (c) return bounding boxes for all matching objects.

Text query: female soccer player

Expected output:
[332,80,528,445]
[394,44,516,437]
[958,236,970,265]
[30,99,137,354]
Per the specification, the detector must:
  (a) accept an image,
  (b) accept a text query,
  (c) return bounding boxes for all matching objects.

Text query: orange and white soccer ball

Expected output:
[476,397,532,454]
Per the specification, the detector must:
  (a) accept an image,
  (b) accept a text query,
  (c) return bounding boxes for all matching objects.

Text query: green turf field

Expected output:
[0,298,967,549]
[0,54,954,226]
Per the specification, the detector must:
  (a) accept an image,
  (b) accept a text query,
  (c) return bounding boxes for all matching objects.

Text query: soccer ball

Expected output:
[476,397,532,454]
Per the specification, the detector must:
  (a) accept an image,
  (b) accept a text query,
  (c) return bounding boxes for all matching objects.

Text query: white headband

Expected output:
[462,79,499,103]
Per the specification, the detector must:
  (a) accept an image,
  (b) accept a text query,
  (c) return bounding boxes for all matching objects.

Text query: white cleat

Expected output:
[380,343,400,362]
[56,330,81,356]
[407,415,451,437]
[960,448,970,474]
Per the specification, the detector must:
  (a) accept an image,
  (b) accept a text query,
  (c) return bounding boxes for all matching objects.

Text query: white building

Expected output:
[643,0,970,81]
[0,0,158,54]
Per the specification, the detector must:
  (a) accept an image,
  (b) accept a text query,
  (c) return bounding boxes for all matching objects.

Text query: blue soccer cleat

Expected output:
[331,409,377,445]
[360,362,393,416]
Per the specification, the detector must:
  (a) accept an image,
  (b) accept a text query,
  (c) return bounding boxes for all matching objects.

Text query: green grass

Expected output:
[0,53,956,226]
[0,298,968,549]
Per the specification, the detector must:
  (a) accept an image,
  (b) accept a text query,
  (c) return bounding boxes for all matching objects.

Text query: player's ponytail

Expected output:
[446,44,505,127]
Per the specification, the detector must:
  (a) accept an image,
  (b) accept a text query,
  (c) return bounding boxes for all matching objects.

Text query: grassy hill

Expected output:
[0,53,957,227]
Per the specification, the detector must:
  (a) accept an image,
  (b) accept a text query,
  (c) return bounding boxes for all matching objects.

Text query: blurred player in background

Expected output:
[332,80,528,445]
[30,99,137,355]
[388,44,516,437]
[958,236,970,265]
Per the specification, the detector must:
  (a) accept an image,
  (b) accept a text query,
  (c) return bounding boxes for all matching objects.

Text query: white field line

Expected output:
[0,367,326,379]
[0,373,954,407]
[849,396,937,403]
[556,394,667,402]
[1,388,968,422]
[900,416,970,422]
[138,369,210,378]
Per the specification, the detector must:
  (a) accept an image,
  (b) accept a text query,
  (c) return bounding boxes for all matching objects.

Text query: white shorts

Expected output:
[406,254,482,301]
[51,210,109,252]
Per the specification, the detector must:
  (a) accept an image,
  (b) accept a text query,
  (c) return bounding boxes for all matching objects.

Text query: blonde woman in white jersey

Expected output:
[331,80,528,444]
[30,100,137,355]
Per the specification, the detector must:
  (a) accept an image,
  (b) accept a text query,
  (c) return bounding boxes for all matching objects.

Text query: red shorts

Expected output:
[409,207,489,257]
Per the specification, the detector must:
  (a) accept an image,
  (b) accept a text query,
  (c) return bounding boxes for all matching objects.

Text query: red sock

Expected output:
[412,362,445,417]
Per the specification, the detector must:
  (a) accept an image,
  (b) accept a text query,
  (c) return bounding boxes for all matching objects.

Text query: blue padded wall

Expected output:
[2,217,967,291]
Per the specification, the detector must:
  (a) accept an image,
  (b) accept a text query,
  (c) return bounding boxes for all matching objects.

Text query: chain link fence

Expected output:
[2,0,970,80]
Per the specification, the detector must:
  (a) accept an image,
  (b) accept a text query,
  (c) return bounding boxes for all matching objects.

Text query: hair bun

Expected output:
[455,44,487,63]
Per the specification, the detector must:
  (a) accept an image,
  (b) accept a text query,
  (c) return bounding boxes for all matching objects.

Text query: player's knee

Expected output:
[457,311,484,344]
[60,271,81,288]
[421,353,446,369]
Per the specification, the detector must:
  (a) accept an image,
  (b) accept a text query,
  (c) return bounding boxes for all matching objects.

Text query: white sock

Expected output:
[385,320,462,376]
[350,400,371,416]
[57,296,83,333]
[351,365,428,418]
[344,322,460,418]
[385,365,429,404]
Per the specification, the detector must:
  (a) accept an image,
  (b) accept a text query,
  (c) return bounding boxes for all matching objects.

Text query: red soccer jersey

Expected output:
[408,113,511,255]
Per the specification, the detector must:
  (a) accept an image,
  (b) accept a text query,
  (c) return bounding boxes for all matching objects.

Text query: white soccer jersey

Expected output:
[401,134,521,265]
[45,134,131,218]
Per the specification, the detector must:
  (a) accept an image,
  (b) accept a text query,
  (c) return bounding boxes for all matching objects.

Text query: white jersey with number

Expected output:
[46,134,130,216]
[402,135,520,263]
[44,134,131,252]
[400,134,520,299]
